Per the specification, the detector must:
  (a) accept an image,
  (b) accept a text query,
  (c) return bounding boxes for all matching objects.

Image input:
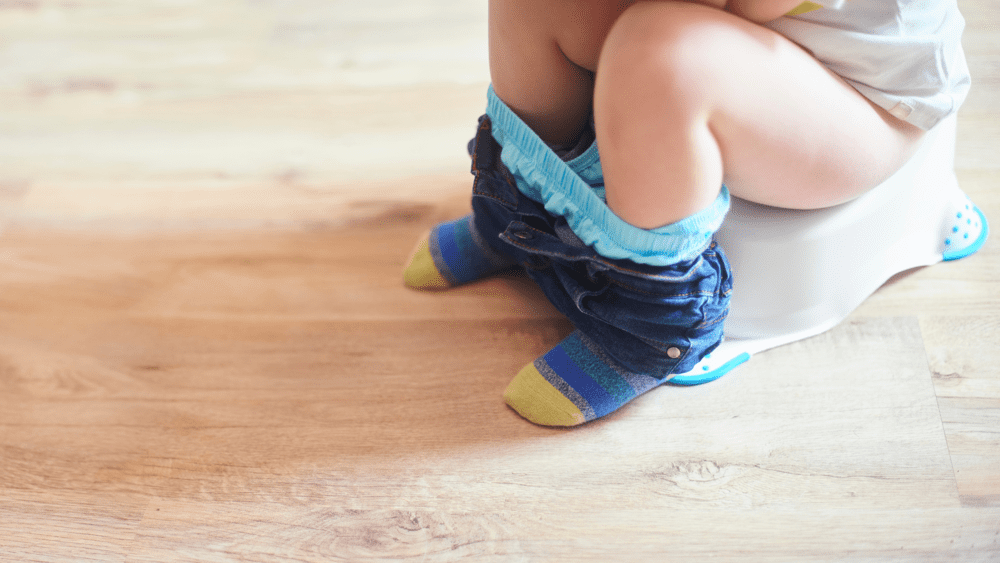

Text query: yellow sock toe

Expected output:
[403,235,450,290]
[504,362,586,427]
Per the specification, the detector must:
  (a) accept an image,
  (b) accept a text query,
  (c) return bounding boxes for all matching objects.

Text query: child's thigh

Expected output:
[489,0,638,143]
[707,25,927,209]
[602,1,926,210]
[490,0,633,69]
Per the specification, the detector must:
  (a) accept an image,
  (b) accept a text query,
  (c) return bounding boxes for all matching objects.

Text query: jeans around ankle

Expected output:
[467,115,732,377]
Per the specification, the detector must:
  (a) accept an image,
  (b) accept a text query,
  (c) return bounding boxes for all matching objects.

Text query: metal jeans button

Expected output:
[667,347,682,359]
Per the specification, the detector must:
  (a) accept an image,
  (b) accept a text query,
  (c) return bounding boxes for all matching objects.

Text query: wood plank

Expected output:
[0,224,560,324]
[920,316,1000,506]
[122,504,1000,562]
[1,0,998,559]
[1,227,984,559]
[1,491,144,563]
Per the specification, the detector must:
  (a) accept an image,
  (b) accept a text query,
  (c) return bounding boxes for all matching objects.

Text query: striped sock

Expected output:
[404,215,515,290]
[504,330,664,426]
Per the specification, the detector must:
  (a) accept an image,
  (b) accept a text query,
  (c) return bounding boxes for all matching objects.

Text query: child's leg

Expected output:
[593,1,926,229]
[487,0,630,146]
[496,1,927,426]
[403,214,517,290]
[404,0,627,290]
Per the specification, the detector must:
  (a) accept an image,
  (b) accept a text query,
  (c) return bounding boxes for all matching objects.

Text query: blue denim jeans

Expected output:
[467,116,733,378]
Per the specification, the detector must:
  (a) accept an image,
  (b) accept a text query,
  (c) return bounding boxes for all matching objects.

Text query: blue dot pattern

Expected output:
[942,195,988,262]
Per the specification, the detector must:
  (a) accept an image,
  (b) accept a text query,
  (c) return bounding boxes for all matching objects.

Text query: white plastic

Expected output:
[671,114,982,384]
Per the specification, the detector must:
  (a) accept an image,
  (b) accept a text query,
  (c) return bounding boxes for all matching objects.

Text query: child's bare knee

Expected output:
[598,3,725,106]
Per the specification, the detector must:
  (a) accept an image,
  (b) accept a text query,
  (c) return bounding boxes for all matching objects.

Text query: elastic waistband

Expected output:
[485,86,729,266]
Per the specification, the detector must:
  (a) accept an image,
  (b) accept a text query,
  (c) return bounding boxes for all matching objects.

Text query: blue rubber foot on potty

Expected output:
[943,201,989,262]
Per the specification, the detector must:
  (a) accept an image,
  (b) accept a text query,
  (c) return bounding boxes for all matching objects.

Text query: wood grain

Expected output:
[2,224,998,561]
[1,0,998,561]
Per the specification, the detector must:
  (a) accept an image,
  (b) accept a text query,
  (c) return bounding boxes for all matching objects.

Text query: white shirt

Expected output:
[767,0,971,130]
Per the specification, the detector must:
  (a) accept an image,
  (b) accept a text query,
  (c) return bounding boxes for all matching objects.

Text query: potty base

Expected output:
[668,114,988,386]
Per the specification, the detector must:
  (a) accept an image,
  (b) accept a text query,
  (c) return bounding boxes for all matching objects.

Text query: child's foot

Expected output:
[403,215,515,290]
[503,330,664,426]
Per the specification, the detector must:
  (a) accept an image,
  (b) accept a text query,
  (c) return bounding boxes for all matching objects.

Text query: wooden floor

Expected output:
[1,1,998,561]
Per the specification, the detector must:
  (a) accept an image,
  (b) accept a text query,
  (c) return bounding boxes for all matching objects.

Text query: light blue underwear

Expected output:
[485,85,730,267]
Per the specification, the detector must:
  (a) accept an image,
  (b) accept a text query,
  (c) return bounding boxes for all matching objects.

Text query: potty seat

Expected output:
[669,113,989,385]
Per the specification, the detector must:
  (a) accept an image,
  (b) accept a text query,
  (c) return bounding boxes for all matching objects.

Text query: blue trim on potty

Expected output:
[943,205,989,262]
[669,352,752,386]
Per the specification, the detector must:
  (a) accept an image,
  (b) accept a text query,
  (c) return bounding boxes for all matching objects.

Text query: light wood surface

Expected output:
[1,1,998,561]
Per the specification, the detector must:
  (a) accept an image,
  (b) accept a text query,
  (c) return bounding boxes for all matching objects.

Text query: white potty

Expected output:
[670,114,989,385]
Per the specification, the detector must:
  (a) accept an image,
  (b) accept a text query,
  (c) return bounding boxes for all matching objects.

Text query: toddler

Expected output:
[403,0,971,426]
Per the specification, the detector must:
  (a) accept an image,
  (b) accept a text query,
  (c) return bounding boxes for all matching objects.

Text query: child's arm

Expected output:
[726,0,836,23]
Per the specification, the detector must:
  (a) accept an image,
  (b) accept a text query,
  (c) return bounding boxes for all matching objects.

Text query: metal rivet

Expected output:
[667,347,681,359]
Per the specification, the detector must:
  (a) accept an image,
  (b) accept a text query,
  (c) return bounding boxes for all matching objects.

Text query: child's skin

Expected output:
[489,0,927,229]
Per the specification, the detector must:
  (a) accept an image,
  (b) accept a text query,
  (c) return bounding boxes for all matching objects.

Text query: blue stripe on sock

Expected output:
[560,333,636,404]
[543,344,619,419]
[534,357,596,421]
[431,222,460,285]
[437,218,487,285]
[436,220,469,283]
[575,331,660,395]
[451,218,487,283]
